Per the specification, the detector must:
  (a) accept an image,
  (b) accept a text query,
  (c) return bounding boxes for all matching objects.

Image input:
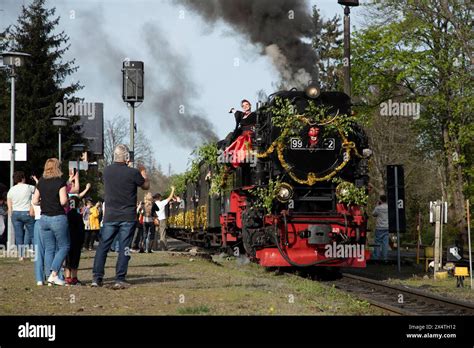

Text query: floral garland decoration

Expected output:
[255,97,362,185]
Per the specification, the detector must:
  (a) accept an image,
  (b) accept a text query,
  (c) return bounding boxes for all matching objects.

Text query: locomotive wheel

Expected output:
[203,236,211,249]
[242,207,263,258]
[242,227,256,257]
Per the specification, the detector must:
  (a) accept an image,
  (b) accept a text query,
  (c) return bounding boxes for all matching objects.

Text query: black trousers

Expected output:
[0,215,7,246]
[144,222,155,252]
[65,213,85,270]
[84,230,97,249]
[132,223,144,250]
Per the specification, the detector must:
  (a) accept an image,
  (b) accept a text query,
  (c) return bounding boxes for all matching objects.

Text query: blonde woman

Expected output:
[141,192,155,253]
[32,158,70,286]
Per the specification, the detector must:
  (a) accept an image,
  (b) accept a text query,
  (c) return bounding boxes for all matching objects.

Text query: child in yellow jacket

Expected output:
[87,202,101,249]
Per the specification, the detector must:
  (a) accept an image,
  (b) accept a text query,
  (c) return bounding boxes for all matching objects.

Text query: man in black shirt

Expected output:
[92,144,149,289]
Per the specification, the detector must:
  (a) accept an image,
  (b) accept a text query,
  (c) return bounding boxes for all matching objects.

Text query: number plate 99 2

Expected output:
[290,137,335,150]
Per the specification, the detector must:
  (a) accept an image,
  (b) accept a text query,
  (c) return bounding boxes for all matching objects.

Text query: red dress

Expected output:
[224,112,256,168]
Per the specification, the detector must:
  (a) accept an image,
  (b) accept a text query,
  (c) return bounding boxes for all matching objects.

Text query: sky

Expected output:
[0,0,367,174]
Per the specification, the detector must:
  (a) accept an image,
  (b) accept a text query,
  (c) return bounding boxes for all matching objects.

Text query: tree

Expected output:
[103,115,154,170]
[363,103,442,242]
[103,116,129,167]
[311,6,344,90]
[0,0,84,185]
[351,0,473,240]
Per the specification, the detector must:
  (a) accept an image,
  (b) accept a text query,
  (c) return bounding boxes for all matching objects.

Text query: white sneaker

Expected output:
[36,281,44,286]
[47,274,65,286]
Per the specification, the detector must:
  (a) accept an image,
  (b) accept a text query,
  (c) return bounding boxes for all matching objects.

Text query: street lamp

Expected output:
[1,52,31,187]
[1,51,31,252]
[51,116,69,162]
[338,0,359,97]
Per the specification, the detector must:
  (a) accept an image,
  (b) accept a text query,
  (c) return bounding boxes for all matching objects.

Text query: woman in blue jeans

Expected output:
[32,158,70,286]
[32,205,45,285]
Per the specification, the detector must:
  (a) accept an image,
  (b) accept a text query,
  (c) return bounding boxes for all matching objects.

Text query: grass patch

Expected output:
[387,275,474,302]
[176,305,210,315]
[0,249,384,315]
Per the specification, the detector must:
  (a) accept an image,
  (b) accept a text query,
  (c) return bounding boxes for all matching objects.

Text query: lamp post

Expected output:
[1,51,30,252]
[51,116,69,162]
[1,52,31,187]
[338,0,359,97]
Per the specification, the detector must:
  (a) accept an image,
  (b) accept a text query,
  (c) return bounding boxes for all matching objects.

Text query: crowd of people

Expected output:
[0,144,175,289]
[0,101,256,288]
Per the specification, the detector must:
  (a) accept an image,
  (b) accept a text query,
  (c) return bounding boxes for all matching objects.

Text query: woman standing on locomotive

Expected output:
[225,99,256,168]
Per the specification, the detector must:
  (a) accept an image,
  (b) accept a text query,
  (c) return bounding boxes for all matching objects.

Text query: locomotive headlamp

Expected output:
[305,84,320,99]
[276,182,294,202]
[336,181,354,201]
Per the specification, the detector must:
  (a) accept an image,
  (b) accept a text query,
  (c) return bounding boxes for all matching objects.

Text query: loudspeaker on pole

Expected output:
[122,61,144,103]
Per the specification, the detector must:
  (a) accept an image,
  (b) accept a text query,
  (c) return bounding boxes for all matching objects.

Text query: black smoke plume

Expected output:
[73,7,125,92]
[178,0,317,88]
[142,22,218,147]
[73,8,217,148]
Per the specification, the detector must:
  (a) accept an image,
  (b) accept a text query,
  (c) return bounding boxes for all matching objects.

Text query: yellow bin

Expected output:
[425,246,434,258]
[434,271,448,280]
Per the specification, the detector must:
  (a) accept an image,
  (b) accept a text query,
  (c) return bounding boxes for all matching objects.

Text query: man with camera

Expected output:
[92,144,150,289]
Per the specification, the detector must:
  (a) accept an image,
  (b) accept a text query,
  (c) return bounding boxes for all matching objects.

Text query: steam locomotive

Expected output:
[167,85,371,268]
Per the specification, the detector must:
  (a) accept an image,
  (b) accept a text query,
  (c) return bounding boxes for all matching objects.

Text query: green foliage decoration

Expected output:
[267,96,357,147]
[332,177,368,206]
[249,177,281,215]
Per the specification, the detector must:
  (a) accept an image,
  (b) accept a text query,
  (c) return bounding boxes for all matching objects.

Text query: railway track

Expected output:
[168,237,474,316]
[329,273,474,315]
